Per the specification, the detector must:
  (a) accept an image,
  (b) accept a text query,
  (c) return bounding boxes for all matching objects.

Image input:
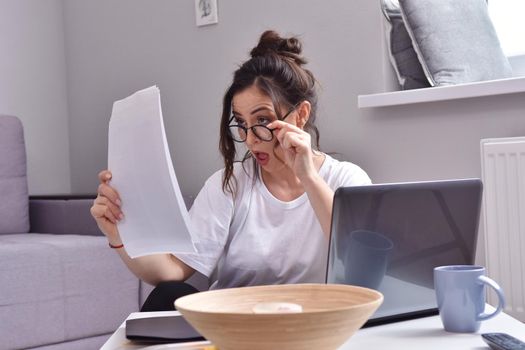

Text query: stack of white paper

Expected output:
[108,86,197,258]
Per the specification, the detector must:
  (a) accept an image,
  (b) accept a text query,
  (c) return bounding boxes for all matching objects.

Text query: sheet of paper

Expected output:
[108,86,196,257]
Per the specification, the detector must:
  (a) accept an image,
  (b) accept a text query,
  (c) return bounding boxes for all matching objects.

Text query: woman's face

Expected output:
[231,85,293,171]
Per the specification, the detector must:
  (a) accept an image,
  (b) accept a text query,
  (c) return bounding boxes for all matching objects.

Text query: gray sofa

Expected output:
[0,115,206,349]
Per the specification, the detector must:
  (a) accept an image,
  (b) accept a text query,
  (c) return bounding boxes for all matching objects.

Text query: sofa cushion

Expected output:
[0,234,139,350]
[398,0,513,86]
[381,0,430,90]
[0,115,29,234]
[28,334,110,350]
[29,198,102,236]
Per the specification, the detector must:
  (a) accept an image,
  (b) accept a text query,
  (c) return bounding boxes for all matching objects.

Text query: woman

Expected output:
[91,30,371,311]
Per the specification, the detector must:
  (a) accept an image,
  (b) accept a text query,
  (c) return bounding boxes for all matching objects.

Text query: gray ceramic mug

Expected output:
[434,265,505,333]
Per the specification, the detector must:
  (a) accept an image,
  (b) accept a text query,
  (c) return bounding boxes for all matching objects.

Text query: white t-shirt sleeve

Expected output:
[174,169,233,277]
[339,162,372,186]
[324,156,372,189]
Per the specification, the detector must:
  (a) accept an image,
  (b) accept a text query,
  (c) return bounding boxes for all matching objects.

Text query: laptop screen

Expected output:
[326,179,482,326]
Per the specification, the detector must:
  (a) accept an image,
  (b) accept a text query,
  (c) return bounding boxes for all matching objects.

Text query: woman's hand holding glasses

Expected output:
[268,120,317,183]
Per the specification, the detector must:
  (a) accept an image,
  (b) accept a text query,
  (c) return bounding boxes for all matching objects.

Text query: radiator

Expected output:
[481,137,525,322]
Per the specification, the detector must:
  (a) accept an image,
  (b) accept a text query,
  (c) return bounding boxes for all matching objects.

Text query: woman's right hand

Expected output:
[90,170,124,244]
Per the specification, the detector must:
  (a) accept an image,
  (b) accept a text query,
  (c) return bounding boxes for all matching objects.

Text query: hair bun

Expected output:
[250,30,307,65]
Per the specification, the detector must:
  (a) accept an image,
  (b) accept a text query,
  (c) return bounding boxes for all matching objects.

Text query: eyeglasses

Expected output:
[228,103,299,143]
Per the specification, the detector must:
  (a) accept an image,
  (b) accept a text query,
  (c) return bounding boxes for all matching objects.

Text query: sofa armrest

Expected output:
[29,195,103,236]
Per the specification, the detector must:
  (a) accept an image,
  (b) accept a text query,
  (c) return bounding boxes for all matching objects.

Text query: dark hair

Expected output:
[219,30,320,195]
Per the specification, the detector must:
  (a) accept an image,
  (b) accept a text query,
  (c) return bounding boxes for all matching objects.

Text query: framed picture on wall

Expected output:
[195,0,218,27]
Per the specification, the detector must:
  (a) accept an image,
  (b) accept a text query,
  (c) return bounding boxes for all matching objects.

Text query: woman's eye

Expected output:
[257,117,271,125]
[234,118,246,126]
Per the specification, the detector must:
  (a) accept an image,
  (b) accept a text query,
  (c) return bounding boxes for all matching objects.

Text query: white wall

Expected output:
[63,0,386,199]
[0,0,70,195]
[63,0,525,190]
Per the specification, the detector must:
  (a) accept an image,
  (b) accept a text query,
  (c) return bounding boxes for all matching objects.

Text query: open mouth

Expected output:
[253,151,269,165]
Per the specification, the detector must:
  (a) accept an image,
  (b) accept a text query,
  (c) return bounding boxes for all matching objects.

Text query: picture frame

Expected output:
[195,0,218,27]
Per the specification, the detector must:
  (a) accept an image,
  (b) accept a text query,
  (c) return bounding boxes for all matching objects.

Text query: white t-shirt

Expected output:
[176,154,371,289]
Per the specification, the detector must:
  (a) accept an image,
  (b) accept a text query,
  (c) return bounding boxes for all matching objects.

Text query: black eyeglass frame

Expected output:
[227,102,301,143]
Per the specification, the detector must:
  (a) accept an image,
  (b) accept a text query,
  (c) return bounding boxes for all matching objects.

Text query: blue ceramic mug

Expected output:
[344,230,394,290]
[434,265,505,333]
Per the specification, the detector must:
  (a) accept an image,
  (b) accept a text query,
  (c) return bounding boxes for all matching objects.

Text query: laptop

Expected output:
[326,178,483,326]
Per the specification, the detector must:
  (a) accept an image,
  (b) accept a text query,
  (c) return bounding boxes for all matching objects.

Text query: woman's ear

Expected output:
[296,101,311,129]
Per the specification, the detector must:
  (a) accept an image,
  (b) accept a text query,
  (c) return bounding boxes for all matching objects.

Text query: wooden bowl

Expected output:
[175,283,383,350]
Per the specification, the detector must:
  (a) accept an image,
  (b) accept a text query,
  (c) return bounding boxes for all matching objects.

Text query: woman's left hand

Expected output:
[268,120,316,181]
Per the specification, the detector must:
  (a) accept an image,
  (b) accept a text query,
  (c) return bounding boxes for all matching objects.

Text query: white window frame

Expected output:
[488,0,525,57]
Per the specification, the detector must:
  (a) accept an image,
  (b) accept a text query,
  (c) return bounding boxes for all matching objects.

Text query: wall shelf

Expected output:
[358,76,525,108]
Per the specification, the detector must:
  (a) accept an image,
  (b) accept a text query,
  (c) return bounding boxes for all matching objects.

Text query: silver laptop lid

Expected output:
[326,179,482,325]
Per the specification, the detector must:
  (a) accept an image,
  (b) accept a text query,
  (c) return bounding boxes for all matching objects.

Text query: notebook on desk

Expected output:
[326,178,483,326]
[126,313,205,343]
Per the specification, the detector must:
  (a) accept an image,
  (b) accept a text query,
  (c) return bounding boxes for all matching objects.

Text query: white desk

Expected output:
[102,309,525,350]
